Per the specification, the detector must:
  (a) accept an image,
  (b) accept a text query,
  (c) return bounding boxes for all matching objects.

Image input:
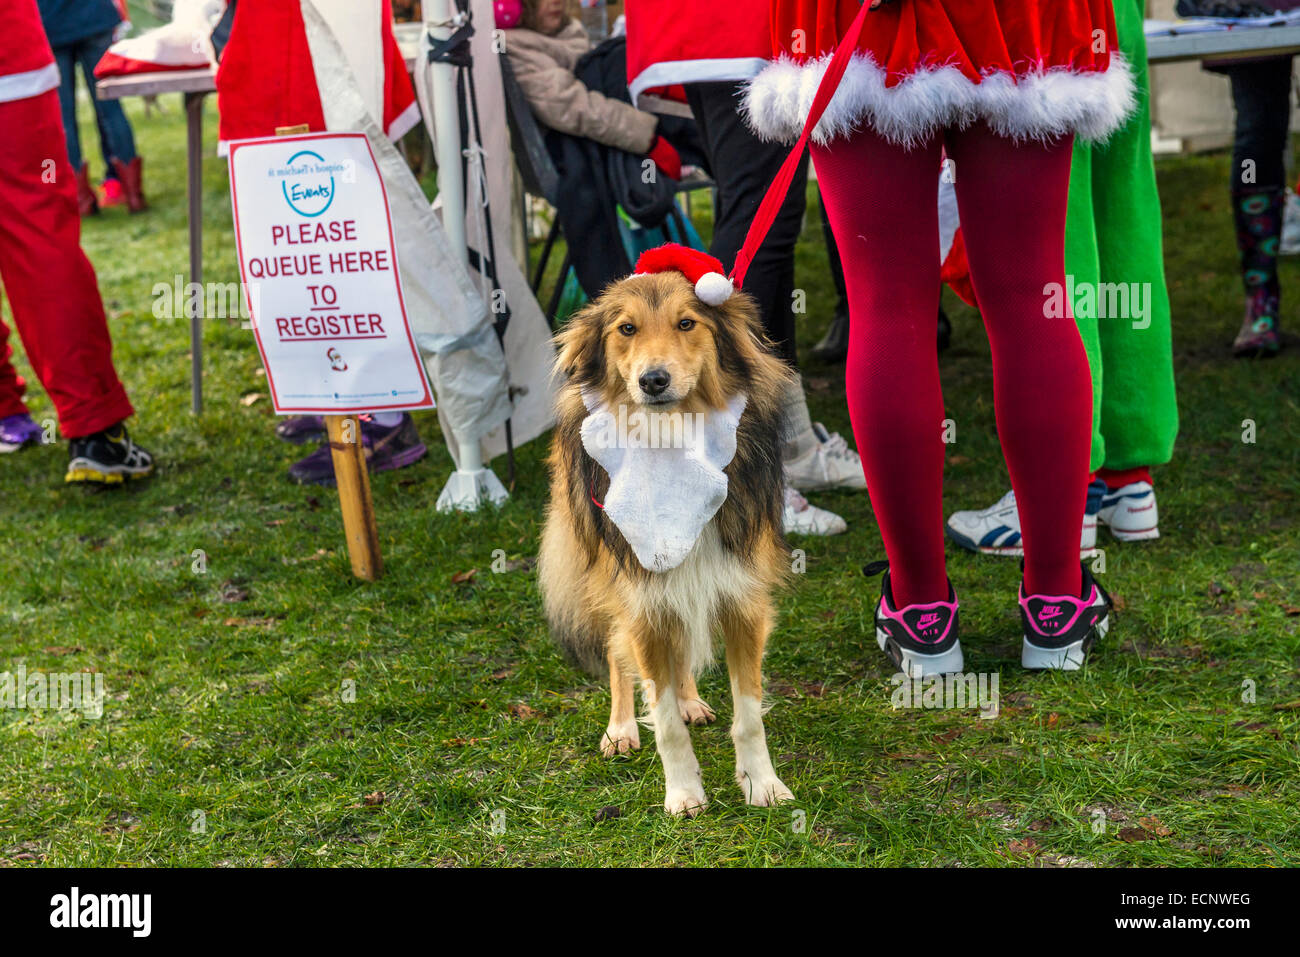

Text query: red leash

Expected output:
[730,1,873,291]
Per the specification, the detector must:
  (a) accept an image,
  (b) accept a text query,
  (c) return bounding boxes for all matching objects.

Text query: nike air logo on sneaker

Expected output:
[916,612,942,632]
[1038,605,1062,622]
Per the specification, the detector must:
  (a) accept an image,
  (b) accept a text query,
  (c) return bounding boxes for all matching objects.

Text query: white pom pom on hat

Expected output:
[632,242,735,305]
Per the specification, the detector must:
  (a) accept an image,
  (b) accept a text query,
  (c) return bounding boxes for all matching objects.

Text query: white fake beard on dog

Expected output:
[580,391,747,573]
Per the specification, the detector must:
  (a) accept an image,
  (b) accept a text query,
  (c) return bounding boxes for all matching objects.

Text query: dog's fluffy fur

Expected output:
[538,271,796,815]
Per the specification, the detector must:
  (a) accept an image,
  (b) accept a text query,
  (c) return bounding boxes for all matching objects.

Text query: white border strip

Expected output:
[0,62,59,105]
[629,57,769,110]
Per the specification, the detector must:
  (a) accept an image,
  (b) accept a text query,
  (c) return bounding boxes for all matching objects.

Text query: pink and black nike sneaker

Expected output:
[864,561,963,677]
[1019,563,1112,671]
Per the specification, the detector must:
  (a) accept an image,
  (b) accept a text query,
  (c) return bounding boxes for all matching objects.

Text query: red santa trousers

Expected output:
[0,88,134,438]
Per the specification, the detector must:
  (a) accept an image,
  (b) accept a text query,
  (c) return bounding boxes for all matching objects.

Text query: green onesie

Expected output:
[1065,0,1179,473]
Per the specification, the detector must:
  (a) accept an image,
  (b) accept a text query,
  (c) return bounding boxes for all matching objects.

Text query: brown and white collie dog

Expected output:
[538,269,795,816]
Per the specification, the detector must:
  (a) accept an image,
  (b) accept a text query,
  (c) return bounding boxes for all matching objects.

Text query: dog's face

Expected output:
[555,272,771,412]
[604,277,713,407]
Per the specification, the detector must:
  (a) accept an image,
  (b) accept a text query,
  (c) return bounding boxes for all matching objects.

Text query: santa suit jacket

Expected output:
[1,0,60,103]
[624,0,770,108]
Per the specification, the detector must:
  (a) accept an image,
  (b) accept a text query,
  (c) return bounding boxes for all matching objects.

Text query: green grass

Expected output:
[0,92,1297,868]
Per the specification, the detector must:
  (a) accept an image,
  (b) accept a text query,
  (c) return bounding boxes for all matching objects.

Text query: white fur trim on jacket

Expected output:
[742,53,1135,148]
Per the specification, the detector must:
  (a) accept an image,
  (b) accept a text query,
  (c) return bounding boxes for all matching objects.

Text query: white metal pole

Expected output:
[428,0,481,476]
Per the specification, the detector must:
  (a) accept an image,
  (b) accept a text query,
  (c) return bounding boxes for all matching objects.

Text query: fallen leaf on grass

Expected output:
[1006,838,1040,857]
[1046,712,1060,729]
[42,646,84,656]
[508,703,540,719]
[223,617,277,628]
[443,737,485,747]
[220,582,250,603]
[240,392,264,407]
[1117,827,1153,843]
[1271,699,1300,711]
[593,806,622,824]
[1137,816,1172,837]
[363,791,386,807]
[1282,605,1300,617]
[451,569,478,584]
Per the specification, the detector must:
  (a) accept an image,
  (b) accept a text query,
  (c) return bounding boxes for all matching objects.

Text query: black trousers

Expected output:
[1226,55,1294,191]
[685,81,809,367]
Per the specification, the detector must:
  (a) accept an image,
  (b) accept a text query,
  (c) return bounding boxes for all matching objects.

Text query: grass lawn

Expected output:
[0,88,1297,868]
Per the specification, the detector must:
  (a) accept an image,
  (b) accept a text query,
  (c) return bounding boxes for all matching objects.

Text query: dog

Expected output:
[538,249,795,816]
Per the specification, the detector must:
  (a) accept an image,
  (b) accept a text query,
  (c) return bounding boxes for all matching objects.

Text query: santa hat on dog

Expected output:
[633,243,735,307]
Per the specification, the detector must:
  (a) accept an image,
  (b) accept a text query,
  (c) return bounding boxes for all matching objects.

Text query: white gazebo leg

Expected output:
[427,0,508,512]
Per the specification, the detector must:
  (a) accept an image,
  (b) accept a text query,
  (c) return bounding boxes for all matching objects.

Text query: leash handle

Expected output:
[730,1,873,290]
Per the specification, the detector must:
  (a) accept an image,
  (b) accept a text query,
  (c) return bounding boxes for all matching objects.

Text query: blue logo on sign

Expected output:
[282,149,335,218]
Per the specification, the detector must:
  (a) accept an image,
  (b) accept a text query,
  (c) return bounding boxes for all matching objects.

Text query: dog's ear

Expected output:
[709,289,770,377]
[707,288,795,405]
[553,299,611,386]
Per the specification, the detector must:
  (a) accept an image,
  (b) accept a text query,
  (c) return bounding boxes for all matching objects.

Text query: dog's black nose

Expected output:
[639,368,671,396]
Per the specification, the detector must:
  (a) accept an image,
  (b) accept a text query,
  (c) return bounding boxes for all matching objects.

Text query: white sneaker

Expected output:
[1282,190,1300,255]
[945,487,1098,557]
[784,423,867,491]
[1097,481,1159,541]
[782,485,847,536]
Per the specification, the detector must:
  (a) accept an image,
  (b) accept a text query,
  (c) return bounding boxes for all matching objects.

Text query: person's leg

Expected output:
[1226,56,1292,355]
[1064,139,1105,474]
[0,291,31,421]
[1092,0,1178,472]
[685,82,807,366]
[687,81,858,517]
[945,123,1090,599]
[0,90,133,439]
[52,45,82,172]
[811,189,853,362]
[813,128,947,605]
[78,30,138,167]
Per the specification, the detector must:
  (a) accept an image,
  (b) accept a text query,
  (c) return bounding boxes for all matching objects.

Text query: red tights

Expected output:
[813,122,1091,605]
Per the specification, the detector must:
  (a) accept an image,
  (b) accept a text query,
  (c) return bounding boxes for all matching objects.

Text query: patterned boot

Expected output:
[1231,187,1283,357]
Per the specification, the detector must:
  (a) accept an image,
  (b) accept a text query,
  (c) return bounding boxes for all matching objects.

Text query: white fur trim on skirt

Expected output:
[742,52,1135,148]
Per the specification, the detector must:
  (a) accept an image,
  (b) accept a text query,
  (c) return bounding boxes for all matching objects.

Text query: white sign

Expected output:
[228,132,434,415]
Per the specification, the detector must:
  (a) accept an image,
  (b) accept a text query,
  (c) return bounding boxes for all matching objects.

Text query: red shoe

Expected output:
[99,177,127,209]
[75,163,99,217]
[110,156,148,213]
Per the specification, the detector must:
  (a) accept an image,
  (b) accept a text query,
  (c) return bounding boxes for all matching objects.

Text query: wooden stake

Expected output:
[325,414,383,581]
[275,124,382,581]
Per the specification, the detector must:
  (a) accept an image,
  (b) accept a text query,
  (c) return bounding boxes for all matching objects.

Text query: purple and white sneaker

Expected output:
[287,412,427,486]
[0,412,44,453]
[864,561,963,676]
[1019,563,1112,671]
[275,414,327,445]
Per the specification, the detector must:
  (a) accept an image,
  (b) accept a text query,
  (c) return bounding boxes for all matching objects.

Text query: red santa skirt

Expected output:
[743,0,1134,147]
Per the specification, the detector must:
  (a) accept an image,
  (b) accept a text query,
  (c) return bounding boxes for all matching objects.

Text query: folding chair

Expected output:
[499,55,715,328]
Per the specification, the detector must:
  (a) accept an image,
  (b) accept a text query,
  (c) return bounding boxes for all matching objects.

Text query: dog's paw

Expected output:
[736,771,794,807]
[678,697,716,726]
[600,721,641,757]
[664,786,708,817]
